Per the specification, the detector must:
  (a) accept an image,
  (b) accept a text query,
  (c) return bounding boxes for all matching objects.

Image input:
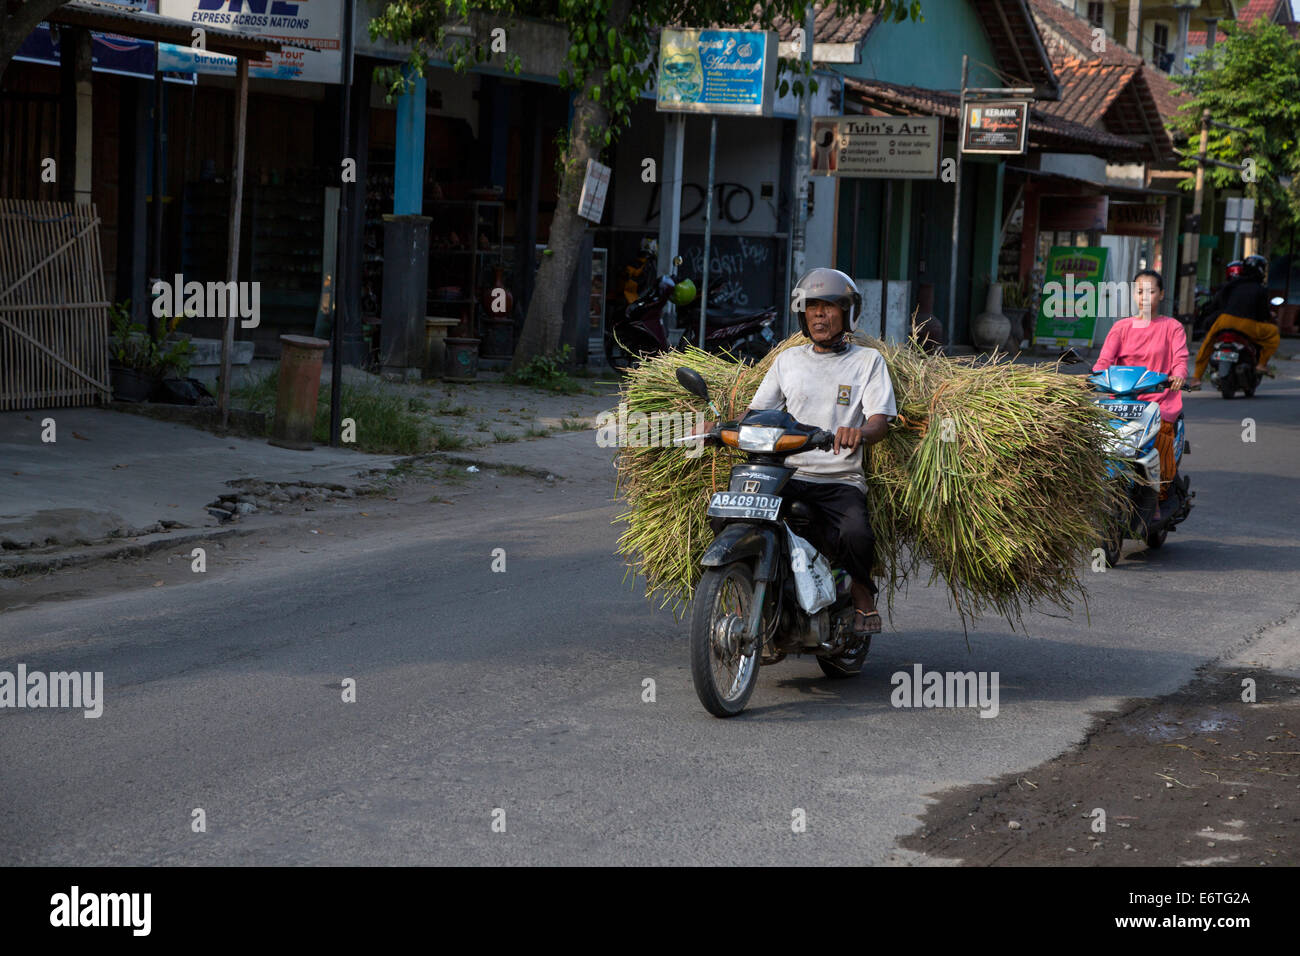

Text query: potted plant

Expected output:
[1001,278,1035,349]
[107,303,197,401]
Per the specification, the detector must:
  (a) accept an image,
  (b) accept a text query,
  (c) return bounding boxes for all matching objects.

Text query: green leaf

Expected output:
[591,85,601,102]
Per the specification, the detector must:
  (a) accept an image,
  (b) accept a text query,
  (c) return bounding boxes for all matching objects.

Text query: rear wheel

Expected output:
[1219,383,1236,399]
[690,563,762,717]
[1145,526,1168,549]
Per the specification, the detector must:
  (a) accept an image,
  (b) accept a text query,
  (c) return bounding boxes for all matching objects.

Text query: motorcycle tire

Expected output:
[1244,382,1257,398]
[690,562,762,718]
[1145,526,1168,549]
[1219,385,1235,399]
[604,330,646,373]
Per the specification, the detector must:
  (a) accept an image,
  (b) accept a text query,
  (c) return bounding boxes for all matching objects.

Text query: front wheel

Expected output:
[690,563,762,717]
[1145,526,1167,549]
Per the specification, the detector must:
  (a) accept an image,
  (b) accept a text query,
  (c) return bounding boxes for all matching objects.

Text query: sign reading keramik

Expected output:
[157,0,341,83]
[656,28,777,115]
[961,100,1029,155]
[809,116,941,178]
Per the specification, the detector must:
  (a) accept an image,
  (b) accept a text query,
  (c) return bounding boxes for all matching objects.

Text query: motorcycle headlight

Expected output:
[737,426,785,451]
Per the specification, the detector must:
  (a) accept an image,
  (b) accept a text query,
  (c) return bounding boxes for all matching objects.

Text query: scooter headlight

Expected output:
[737,425,785,451]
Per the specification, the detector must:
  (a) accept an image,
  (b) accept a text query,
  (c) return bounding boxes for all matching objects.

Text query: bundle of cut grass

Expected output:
[612,333,1121,629]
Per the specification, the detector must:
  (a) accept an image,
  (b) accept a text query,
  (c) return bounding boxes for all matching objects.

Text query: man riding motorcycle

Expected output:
[1191,254,1279,388]
[697,268,897,641]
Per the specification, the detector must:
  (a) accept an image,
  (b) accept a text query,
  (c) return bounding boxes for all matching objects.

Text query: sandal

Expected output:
[853,609,882,636]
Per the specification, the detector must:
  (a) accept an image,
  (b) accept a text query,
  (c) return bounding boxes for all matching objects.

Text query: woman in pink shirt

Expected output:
[1092,270,1189,500]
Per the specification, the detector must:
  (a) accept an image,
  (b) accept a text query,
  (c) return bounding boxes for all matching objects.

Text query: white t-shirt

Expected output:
[748,342,897,491]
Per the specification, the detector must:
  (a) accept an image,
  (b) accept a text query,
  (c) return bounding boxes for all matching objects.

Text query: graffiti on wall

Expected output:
[643,182,756,225]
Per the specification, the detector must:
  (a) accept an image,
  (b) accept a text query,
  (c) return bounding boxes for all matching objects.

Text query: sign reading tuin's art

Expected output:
[809,115,941,178]
[656,28,777,116]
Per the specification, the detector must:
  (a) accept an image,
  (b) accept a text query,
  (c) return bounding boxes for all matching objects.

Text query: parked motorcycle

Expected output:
[671,367,869,718]
[1089,365,1194,567]
[679,302,779,362]
[1206,295,1284,399]
[604,258,694,372]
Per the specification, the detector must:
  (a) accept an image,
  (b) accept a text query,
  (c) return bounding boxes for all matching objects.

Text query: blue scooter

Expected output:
[1088,365,1194,566]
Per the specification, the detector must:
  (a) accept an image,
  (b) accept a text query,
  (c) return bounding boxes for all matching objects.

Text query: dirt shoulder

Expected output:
[901,666,1300,866]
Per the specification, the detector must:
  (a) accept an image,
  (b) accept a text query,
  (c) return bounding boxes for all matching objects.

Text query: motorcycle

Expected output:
[603,272,679,371]
[1206,295,1284,399]
[671,366,869,718]
[1089,365,1194,567]
[679,301,780,362]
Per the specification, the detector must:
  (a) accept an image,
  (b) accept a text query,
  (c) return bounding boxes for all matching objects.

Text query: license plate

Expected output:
[1105,402,1147,420]
[707,491,782,521]
[1211,350,1238,363]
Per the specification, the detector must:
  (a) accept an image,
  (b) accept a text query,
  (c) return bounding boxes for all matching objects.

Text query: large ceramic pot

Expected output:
[971,284,1011,351]
[109,364,158,402]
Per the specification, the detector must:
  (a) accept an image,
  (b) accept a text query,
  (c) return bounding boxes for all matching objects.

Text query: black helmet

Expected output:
[1241,254,1268,283]
[790,267,862,339]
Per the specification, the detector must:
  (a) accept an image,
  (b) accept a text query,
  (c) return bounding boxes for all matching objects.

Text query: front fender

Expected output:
[701,523,781,582]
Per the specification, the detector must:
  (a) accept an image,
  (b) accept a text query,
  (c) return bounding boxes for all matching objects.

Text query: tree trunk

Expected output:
[510,77,610,371]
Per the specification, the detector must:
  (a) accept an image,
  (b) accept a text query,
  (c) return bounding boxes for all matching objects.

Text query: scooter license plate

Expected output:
[1211,350,1238,363]
[1106,402,1147,419]
[707,491,782,521]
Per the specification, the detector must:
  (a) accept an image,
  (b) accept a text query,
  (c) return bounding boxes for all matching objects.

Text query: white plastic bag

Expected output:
[786,524,836,614]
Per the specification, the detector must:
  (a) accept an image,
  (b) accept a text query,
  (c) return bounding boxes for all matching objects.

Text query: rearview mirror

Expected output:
[675,366,710,401]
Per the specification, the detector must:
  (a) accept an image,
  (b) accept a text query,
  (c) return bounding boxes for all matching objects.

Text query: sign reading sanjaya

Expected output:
[156,0,342,83]
[810,116,941,178]
[656,28,777,116]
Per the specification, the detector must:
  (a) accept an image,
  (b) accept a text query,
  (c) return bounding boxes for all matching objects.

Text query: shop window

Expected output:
[1087,2,1104,29]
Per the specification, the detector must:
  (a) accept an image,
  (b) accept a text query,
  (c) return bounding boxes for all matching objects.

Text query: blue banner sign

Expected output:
[656,28,776,116]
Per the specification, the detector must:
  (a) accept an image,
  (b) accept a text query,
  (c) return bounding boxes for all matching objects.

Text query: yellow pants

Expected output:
[1194,313,1280,379]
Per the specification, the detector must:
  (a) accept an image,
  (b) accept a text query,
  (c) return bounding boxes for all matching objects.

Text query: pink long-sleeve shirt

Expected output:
[1092,315,1189,422]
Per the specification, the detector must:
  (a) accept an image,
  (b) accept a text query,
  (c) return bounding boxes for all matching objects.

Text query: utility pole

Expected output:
[1177,109,1209,321]
[330,0,355,446]
[788,5,815,290]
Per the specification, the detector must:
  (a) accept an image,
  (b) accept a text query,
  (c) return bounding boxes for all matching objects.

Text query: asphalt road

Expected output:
[3,370,1299,865]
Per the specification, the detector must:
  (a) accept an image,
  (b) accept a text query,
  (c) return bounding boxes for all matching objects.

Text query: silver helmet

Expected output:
[790,267,862,338]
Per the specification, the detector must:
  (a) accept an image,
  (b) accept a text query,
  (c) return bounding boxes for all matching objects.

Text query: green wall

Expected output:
[846,0,1002,89]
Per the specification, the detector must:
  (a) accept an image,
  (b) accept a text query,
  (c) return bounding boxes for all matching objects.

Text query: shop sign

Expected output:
[157,0,343,83]
[961,100,1028,155]
[1041,195,1109,233]
[1033,245,1110,348]
[14,0,155,79]
[809,115,941,178]
[578,159,611,223]
[656,28,777,116]
[1106,201,1165,237]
